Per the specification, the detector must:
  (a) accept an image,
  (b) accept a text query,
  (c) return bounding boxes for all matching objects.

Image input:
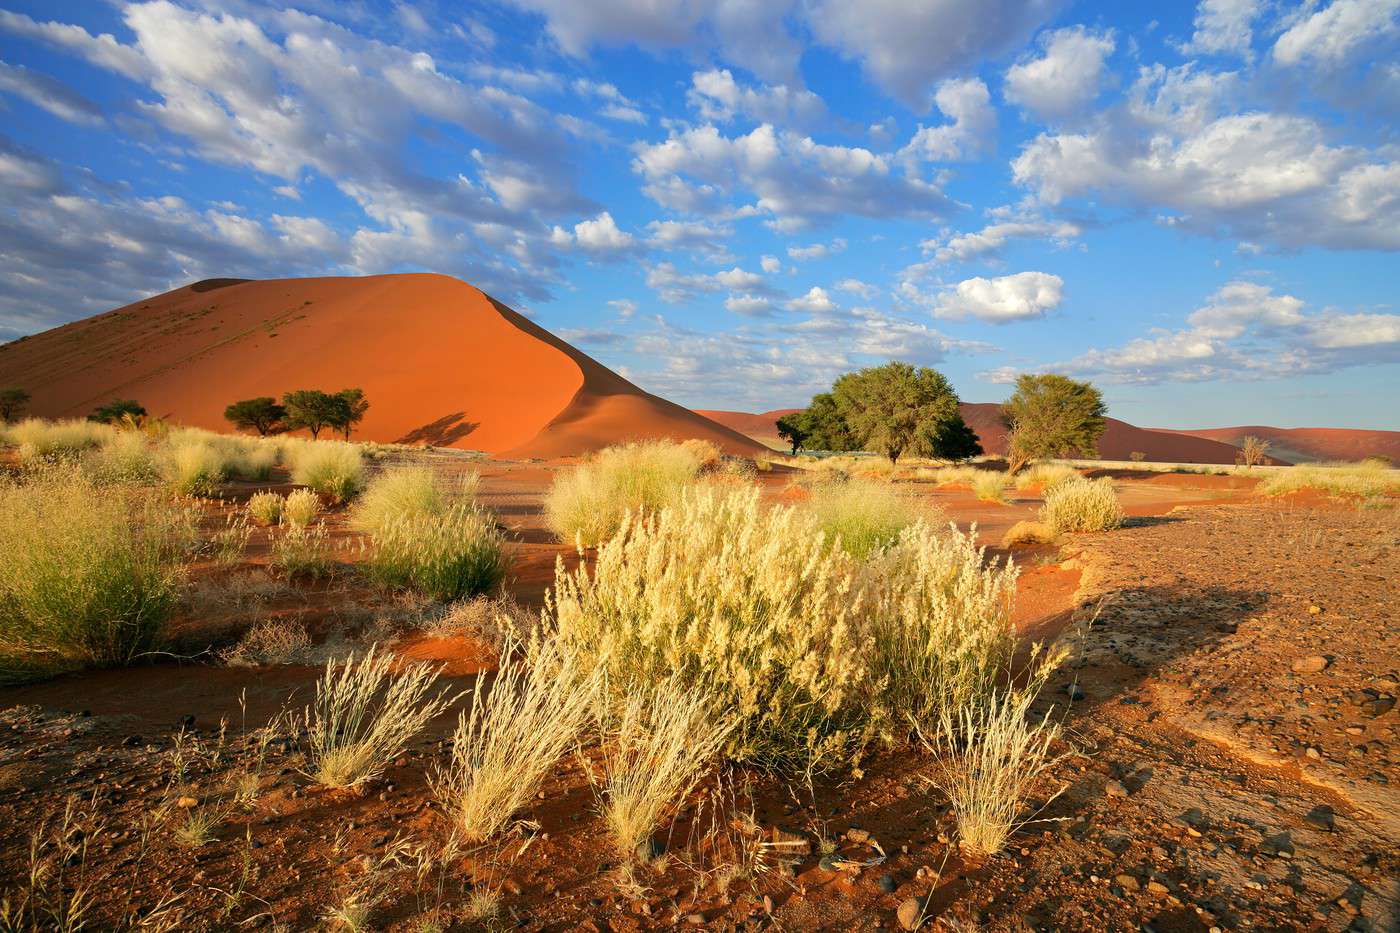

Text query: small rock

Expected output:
[1308,605,1322,615]
[684,913,705,926]
[1360,696,1395,718]
[897,896,929,931]
[1304,805,1335,832]
[1147,880,1170,895]
[1291,656,1329,674]
[847,828,870,844]
[878,874,897,894]
[1115,874,1140,892]
[1064,682,1086,701]
[175,796,199,809]
[1261,831,1295,858]
[1105,780,1130,798]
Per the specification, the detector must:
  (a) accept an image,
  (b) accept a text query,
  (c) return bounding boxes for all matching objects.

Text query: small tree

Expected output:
[775,413,809,455]
[334,388,370,440]
[926,411,983,462]
[282,389,341,440]
[0,387,30,422]
[1001,374,1107,474]
[1237,435,1271,467]
[88,399,147,425]
[224,397,286,436]
[799,393,859,452]
[831,362,961,463]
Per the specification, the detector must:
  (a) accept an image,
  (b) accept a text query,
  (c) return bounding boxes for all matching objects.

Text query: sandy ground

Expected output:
[1,456,1396,931]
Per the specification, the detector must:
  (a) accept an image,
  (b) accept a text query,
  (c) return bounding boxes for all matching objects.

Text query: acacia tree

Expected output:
[224,397,286,436]
[831,362,961,463]
[798,392,860,452]
[1238,435,1271,467]
[926,410,983,462]
[1001,373,1107,473]
[88,399,146,425]
[0,387,30,422]
[281,389,340,439]
[334,388,370,440]
[775,412,809,455]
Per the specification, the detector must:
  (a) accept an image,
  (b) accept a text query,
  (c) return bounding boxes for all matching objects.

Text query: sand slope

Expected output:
[1158,426,1400,464]
[0,274,761,458]
[700,403,1281,465]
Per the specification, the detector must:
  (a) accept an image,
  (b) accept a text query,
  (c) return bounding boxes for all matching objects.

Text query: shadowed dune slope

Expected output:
[1158,426,1400,464]
[0,274,762,458]
[701,403,1286,465]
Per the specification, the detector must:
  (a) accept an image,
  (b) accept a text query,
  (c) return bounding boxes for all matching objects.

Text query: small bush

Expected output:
[544,440,706,545]
[89,431,160,484]
[303,645,454,788]
[599,678,734,861]
[271,524,335,580]
[1011,463,1079,493]
[351,466,477,536]
[282,488,321,528]
[1041,478,1123,533]
[431,637,598,841]
[802,478,932,557]
[220,619,313,666]
[679,437,723,467]
[165,440,228,497]
[0,467,192,678]
[228,442,278,481]
[1001,520,1055,548]
[246,491,284,526]
[288,441,363,503]
[419,595,534,654]
[973,471,1008,503]
[362,502,508,601]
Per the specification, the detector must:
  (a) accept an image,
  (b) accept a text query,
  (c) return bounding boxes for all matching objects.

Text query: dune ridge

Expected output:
[1157,425,1400,464]
[0,274,761,458]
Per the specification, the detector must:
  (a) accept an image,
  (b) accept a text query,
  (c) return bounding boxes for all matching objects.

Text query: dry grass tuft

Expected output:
[1256,460,1400,499]
[431,637,597,841]
[418,595,535,654]
[165,439,228,497]
[246,491,284,526]
[362,501,508,601]
[287,441,363,503]
[599,678,734,862]
[271,523,336,580]
[1001,520,1056,548]
[282,488,321,528]
[1011,463,1080,492]
[973,471,1009,503]
[802,478,934,557]
[543,440,707,545]
[351,465,477,536]
[304,645,454,788]
[10,418,112,464]
[221,619,313,666]
[1041,477,1124,533]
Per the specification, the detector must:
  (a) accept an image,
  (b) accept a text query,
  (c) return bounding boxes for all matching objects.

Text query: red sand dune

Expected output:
[0,274,762,458]
[1156,426,1400,464]
[701,403,1285,466]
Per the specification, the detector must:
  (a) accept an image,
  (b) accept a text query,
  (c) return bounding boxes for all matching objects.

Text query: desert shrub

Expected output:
[926,687,1065,857]
[1001,520,1055,548]
[924,464,983,488]
[362,502,508,601]
[973,471,1008,503]
[549,485,1021,770]
[0,467,193,678]
[165,439,229,496]
[220,619,312,666]
[1011,463,1079,493]
[599,678,735,861]
[282,488,321,528]
[271,524,335,580]
[206,514,251,566]
[679,437,723,467]
[11,418,112,463]
[303,645,454,788]
[431,637,598,841]
[702,457,758,486]
[246,491,284,526]
[419,595,534,653]
[1041,477,1124,533]
[351,465,478,536]
[1257,461,1400,498]
[802,478,931,557]
[543,440,706,545]
[228,442,278,481]
[287,441,363,502]
[88,430,159,484]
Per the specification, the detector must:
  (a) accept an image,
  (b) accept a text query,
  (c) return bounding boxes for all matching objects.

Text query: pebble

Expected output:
[1105,780,1129,798]
[897,895,928,930]
[1115,874,1140,891]
[1064,683,1086,701]
[1304,805,1335,832]
[878,874,897,894]
[1291,656,1329,674]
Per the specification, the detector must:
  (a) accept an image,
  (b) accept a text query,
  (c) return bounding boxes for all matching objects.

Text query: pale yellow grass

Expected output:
[544,440,707,546]
[1041,477,1124,533]
[802,478,936,557]
[1256,460,1400,498]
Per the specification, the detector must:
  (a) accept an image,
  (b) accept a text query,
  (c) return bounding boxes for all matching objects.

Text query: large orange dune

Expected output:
[1157,426,1400,464]
[701,403,1289,465]
[0,274,762,458]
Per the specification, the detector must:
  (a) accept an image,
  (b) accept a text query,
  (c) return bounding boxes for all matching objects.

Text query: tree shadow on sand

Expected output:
[395,412,480,447]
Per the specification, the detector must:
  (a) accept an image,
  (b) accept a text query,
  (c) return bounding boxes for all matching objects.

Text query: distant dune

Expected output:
[701,403,1290,466]
[1157,426,1400,464]
[0,274,762,459]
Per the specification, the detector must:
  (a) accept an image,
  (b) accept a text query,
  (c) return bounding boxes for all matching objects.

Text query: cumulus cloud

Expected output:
[687,69,827,128]
[1004,26,1116,121]
[836,278,878,298]
[1273,0,1400,67]
[921,211,1081,263]
[787,238,846,261]
[928,271,1064,322]
[1179,0,1262,57]
[0,61,104,125]
[573,78,647,123]
[785,286,837,312]
[899,77,996,162]
[549,211,641,257]
[644,261,777,302]
[724,294,774,316]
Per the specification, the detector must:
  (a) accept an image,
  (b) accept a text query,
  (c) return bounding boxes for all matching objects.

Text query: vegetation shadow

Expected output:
[395,412,480,446]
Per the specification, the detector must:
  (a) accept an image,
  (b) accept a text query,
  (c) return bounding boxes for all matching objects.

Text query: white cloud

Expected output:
[787,238,846,261]
[0,61,104,125]
[805,0,1061,108]
[1004,26,1116,121]
[724,294,773,316]
[687,69,826,128]
[921,212,1081,263]
[608,298,638,319]
[836,278,878,298]
[929,271,1064,322]
[644,261,776,302]
[899,77,996,162]
[0,9,150,79]
[1273,0,1400,67]
[785,286,837,312]
[573,77,647,123]
[1186,280,1304,337]
[1305,311,1400,348]
[646,218,733,259]
[549,210,640,256]
[760,255,781,274]
[1179,0,1262,57]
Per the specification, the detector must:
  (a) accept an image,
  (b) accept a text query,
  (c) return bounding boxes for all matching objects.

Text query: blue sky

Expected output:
[1,0,1398,428]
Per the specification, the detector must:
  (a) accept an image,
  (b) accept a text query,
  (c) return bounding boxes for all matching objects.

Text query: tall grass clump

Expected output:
[802,478,932,557]
[165,439,229,496]
[599,679,735,861]
[1041,477,1123,533]
[282,488,321,528]
[246,491,284,526]
[228,442,278,481]
[925,687,1066,857]
[88,430,160,484]
[303,645,455,788]
[1257,460,1400,498]
[543,440,706,545]
[352,466,478,536]
[0,467,193,679]
[287,441,363,503]
[11,418,112,463]
[973,471,1009,503]
[431,637,598,841]
[362,502,508,601]
[271,524,335,580]
[549,485,1022,770]
[1012,463,1080,493]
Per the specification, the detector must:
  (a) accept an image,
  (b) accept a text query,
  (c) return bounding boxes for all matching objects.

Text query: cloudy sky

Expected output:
[1,0,1398,427]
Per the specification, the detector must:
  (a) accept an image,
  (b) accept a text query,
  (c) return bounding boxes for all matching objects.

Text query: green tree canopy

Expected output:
[0,387,30,422]
[925,410,983,462]
[88,399,146,425]
[775,412,809,455]
[1001,373,1107,473]
[797,392,859,453]
[334,388,370,440]
[281,389,341,439]
[224,397,286,436]
[831,362,961,463]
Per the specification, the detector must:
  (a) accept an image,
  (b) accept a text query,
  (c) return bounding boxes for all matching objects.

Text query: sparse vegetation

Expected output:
[11,418,111,462]
[802,478,931,557]
[362,501,508,601]
[286,440,363,502]
[1256,460,1400,498]
[351,465,477,536]
[544,439,708,545]
[1041,477,1124,533]
[0,387,30,422]
[1238,434,1271,467]
[303,645,454,788]
[246,491,284,525]
[282,488,321,527]
[973,471,1009,503]
[271,524,336,579]
[1011,463,1080,493]
[220,619,313,666]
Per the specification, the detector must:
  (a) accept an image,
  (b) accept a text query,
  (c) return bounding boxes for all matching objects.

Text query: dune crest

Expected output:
[0,274,761,458]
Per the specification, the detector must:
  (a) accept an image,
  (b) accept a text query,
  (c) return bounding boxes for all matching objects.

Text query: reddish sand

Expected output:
[702,403,1281,465]
[1158,424,1400,464]
[0,274,762,458]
